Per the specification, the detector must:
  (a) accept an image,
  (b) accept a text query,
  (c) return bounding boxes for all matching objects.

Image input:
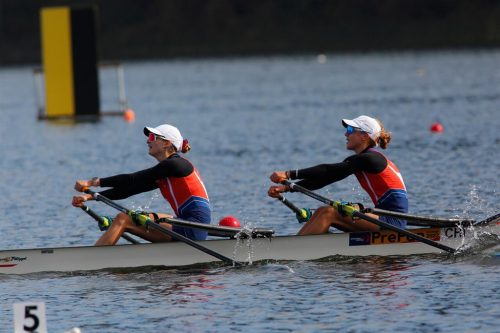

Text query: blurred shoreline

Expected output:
[1,0,500,66]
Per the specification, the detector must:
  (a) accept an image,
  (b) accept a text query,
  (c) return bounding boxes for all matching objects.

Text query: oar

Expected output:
[83,189,242,266]
[473,212,500,227]
[282,180,457,254]
[276,194,312,223]
[363,207,475,226]
[80,205,139,244]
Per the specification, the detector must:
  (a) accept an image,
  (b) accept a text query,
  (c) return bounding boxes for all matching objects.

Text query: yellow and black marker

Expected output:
[40,6,99,119]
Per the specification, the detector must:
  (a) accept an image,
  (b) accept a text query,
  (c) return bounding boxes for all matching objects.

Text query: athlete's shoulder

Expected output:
[363,148,388,161]
[344,149,383,162]
[158,154,194,176]
[159,153,186,164]
[345,148,387,172]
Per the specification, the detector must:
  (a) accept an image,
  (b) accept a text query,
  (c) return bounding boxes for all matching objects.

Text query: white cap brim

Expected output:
[144,124,183,151]
[144,126,160,136]
[342,119,359,128]
[341,116,381,142]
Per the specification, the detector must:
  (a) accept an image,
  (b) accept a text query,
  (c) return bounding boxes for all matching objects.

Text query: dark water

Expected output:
[1,50,499,332]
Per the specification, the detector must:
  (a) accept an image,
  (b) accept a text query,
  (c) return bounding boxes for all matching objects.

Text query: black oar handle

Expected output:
[282,180,457,254]
[81,205,102,222]
[276,194,312,223]
[283,181,333,205]
[84,189,242,266]
[85,190,129,214]
[277,194,302,215]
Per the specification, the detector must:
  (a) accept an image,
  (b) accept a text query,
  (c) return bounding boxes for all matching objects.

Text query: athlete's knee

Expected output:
[315,205,336,218]
[113,212,132,227]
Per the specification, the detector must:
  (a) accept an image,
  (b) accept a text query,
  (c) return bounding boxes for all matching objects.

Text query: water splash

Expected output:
[461,184,490,218]
[129,192,161,212]
[453,185,500,252]
[232,222,257,265]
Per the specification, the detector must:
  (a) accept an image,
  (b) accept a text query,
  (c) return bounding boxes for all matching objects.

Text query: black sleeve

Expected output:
[98,155,194,200]
[291,151,387,191]
[343,151,387,174]
[293,162,354,190]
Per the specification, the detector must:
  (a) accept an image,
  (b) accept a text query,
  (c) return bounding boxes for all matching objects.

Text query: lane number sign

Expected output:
[13,302,47,333]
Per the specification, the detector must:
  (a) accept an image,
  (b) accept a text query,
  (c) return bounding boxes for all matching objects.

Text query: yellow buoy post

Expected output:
[40,6,99,119]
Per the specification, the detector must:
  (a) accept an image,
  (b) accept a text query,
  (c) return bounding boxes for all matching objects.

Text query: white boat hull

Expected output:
[1,224,499,275]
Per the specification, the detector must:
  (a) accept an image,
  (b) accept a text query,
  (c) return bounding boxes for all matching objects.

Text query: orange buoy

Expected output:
[430,122,444,133]
[218,216,241,228]
[123,108,135,122]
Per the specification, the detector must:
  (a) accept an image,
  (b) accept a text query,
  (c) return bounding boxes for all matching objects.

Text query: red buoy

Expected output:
[218,216,241,228]
[430,122,444,133]
[123,108,135,123]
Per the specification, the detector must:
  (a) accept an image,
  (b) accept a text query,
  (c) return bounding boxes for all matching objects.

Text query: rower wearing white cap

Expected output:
[72,123,211,245]
[268,115,408,234]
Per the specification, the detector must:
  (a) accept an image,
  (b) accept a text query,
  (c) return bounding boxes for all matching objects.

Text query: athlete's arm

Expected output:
[292,162,353,190]
[99,155,194,199]
[290,151,387,190]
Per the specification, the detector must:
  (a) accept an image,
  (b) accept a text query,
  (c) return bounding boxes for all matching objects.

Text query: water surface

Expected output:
[0,50,499,332]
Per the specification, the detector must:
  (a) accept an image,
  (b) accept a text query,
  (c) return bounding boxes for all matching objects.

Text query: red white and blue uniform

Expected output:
[98,154,211,240]
[290,148,409,228]
[157,164,210,222]
[354,149,407,214]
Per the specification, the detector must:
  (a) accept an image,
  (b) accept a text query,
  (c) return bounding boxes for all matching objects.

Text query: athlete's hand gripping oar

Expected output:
[80,205,139,244]
[282,180,457,254]
[84,189,242,266]
[276,194,312,223]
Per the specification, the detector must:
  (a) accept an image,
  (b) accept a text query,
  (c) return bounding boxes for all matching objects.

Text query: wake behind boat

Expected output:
[2,215,499,275]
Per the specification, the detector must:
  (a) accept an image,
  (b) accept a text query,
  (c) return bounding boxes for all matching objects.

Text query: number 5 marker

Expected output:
[13,302,47,333]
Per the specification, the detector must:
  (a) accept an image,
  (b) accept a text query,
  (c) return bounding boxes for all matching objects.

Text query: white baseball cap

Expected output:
[342,115,381,141]
[144,124,183,151]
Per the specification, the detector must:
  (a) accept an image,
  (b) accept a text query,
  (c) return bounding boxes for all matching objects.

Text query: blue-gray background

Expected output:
[0,50,499,332]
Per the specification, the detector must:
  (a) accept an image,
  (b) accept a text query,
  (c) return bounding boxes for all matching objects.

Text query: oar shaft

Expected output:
[80,205,139,244]
[474,212,500,226]
[364,207,475,224]
[277,194,302,215]
[351,211,455,253]
[143,221,241,264]
[84,189,241,266]
[282,180,456,254]
[81,205,102,221]
[285,182,333,206]
[276,194,312,223]
[116,232,139,244]
[89,192,128,214]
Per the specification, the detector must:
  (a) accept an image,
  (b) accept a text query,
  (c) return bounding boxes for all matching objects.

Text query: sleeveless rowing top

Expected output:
[157,162,210,219]
[354,149,408,213]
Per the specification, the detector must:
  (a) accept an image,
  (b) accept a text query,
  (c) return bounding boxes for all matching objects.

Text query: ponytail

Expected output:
[377,130,391,149]
[181,139,191,153]
[375,119,391,149]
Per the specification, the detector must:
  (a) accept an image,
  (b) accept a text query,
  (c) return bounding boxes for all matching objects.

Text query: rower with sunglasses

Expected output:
[268,115,408,234]
[72,124,211,245]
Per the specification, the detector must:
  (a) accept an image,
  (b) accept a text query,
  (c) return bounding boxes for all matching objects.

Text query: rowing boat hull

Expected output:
[1,224,498,274]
